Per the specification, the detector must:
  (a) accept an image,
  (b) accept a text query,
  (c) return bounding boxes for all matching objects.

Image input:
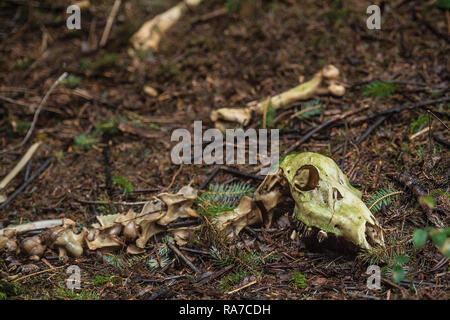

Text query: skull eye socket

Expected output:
[293,165,319,191]
[333,188,343,200]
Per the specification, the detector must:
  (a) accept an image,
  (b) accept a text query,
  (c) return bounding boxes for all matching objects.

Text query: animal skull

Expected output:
[255,152,384,250]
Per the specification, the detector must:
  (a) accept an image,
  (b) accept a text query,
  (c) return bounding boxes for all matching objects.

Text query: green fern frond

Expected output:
[196,182,253,216]
[103,254,123,270]
[294,99,323,120]
[148,244,172,269]
[366,188,402,213]
[363,81,397,99]
[126,254,145,267]
[210,246,236,268]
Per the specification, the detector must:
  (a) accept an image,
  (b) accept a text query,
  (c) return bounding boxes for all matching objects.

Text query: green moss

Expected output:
[90,275,120,286]
[55,288,99,300]
[289,272,307,289]
[0,280,22,299]
[74,133,97,149]
[218,270,251,292]
[112,174,133,196]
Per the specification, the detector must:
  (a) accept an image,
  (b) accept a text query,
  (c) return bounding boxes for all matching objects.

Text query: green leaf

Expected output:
[441,240,450,258]
[445,227,450,236]
[421,195,436,209]
[74,134,97,149]
[62,74,82,88]
[413,229,428,249]
[437,0,450,9]
[392,265,405,284]
[395,255,409,265]
[225,0,241,13]
[431,230,447,247]
[96,120,118,135]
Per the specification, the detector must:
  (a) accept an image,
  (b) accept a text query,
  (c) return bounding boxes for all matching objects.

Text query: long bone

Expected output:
[210,65,345,128]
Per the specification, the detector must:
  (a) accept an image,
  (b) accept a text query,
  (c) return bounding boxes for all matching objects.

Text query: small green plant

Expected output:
[96,119,119,135]
[413,227,450,258]
[225,0,241,13]
[62,74,82,88]
[437,0,450,9]
[382,254,409,284]
[90,54,118,70]
[90,275,120,286]
[359,234,407,266]
[409,114,429,134]
[74,133,97,149]
[210,246,236,268]
[148,244,172,269]
[294,99,323,120]
[7,120,30,135]
[55,288,99,300]
[218,269,250,292]
[240,251,263,266]
[112,174,133,196]
[0,280,22,299]
[289,272,307,289]
[147,122,161,130]
[363,81,397,99]
[103,254,123,270]
[196,182,253,216]
[14,57,34,71]
[324,0,351,28]
[95,197,111,213]
[366,188,402,213]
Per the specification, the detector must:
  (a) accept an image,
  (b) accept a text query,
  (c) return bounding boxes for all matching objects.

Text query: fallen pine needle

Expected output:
[13,265,66,282]
[225,279,257,295]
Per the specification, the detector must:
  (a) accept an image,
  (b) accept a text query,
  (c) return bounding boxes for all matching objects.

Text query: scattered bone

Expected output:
[21,236,46,261]
[0,142,41,203]
[131,0,203,52]
[0,219,68,237]
[0,153,386,260]
[144,86,158,97]
[211,196,263,238]
[210,65,345,128]
[0,229,18,253]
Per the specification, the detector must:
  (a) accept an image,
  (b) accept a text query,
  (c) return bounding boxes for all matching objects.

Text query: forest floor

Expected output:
[0,0,449,300]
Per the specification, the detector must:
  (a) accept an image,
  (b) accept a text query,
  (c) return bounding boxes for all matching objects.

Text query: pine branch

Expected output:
[367,188,402,213]
[196,182,253,216]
